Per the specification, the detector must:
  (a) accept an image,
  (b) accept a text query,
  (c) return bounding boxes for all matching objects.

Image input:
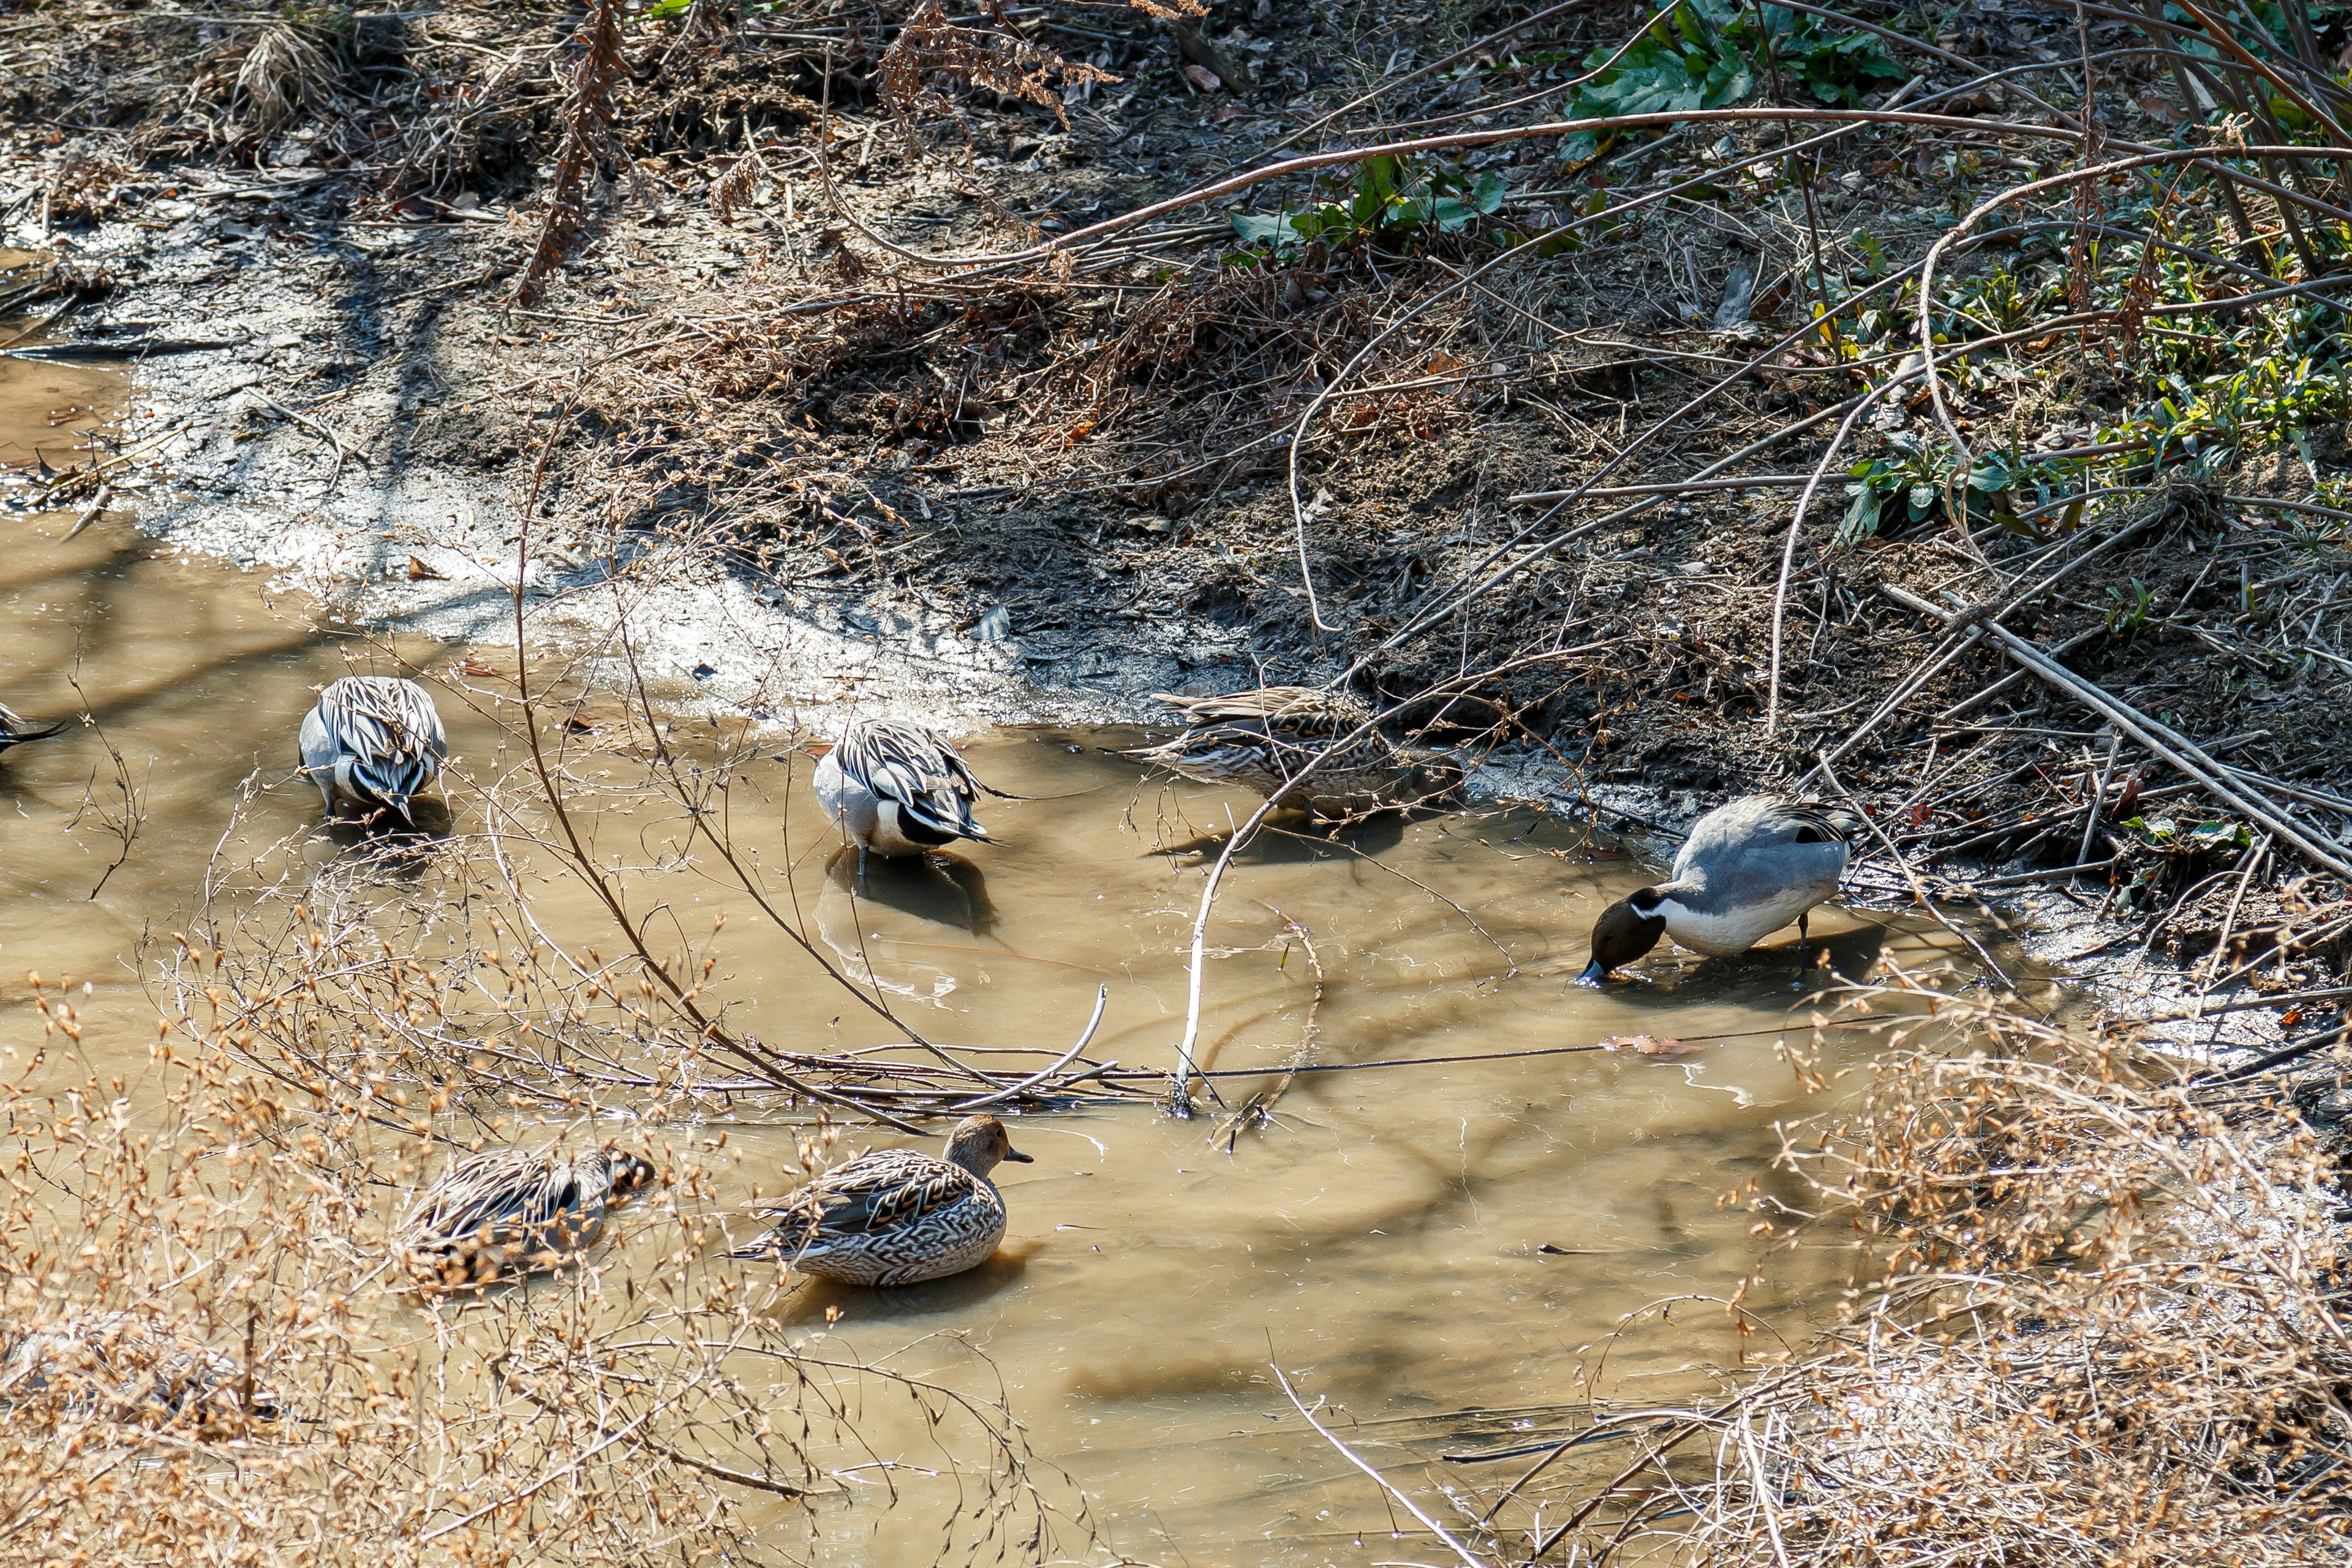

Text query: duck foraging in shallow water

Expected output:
[814,717,993,874]
[1580,796,1860,982]
[298,675,448,825]
[396,1144,657,1289]
[729,1114,1033,1287]
[1123,686,1464,820]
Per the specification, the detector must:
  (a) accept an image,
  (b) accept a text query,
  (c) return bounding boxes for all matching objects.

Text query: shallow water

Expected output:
[0,292,1983,1563]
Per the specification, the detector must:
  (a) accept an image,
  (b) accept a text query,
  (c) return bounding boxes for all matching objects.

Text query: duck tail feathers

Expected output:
[349,756,441,816]
[904,791,989,842]
[0,719,68,749]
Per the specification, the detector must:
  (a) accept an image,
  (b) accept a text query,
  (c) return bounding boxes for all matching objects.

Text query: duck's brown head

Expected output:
[943,1114,1033,1175]
[1578,888,1667,984]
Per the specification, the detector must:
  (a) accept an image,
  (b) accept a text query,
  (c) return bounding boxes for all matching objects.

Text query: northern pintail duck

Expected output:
[1124,686,1463,818]
[814,717,992,869]
[0,1311,279,1427]
[298,675,448,823]
[1580,795,1860,981]
[729,1113,1032,1286]
[396,1143,656,1288]
[0,699,64,753]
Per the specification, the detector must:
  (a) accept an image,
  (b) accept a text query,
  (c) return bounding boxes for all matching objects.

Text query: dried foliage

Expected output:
[0,813,1087,1562]
[1493,983,2352,1566]
[516,0,634,306]
[709,138,769,226]
[879,1,1118,131]
[227,22,340,137]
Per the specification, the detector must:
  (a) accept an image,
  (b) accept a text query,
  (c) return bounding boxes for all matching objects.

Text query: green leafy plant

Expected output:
[1563,0,1902,155]
[2124,814,2251,854]
[1838,435,2034,547]
[2106,578,2159,636]
[1229,156,1507,255]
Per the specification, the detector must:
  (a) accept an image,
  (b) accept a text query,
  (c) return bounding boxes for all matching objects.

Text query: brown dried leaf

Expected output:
[709,141,766,227]
[1599,1033,1702,1057]
[880,0,1120,130]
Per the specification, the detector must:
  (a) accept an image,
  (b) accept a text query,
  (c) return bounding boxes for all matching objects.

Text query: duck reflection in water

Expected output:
[813,844,998,1000]
[1596,920,1888,993]
[820,843,997,935]
[766,1246,1036,1324]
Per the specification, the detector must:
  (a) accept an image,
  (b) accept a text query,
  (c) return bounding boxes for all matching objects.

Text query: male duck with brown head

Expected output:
[1580,796,1861,982]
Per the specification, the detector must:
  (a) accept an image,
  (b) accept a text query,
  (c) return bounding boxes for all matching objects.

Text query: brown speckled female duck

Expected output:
[729,1114,1032,1286]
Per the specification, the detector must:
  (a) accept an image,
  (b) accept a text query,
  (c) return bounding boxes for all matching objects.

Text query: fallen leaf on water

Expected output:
[1599,1033,1703,1057]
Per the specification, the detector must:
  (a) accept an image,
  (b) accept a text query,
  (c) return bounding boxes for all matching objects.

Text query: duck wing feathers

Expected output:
[314,676,448,766]
[1672,796,1859,895]
[832,719,988,839]
[1148,687,1364,731]
[307,676,448,810]
[731,1148,987,1256]
[1126,688,1458,810]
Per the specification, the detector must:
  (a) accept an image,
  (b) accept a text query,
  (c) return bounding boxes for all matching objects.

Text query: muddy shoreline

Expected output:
[0,179,2305,1063]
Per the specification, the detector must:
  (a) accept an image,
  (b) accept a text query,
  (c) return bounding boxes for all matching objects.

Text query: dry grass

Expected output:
[0,959,1077,1564]
[1489,981,2352,1566]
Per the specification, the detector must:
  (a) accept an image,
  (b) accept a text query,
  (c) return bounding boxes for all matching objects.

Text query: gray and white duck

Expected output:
[396,1143,657,1288]
[1580,795,1861,982]
[1123,686,1463,819]
[298,675,448,824]
[813,717,993,872]
[728,1114,1032,1287]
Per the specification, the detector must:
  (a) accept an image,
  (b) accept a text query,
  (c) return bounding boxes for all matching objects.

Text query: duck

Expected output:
[0,699,64,753]
[813,717,992,872]
[298,675,448,824]
[0,1311,279,1428]
[1123,686,1464,819]
[1580,795,1861,982]
[395,1143,657,1288]
[728,1113,1032,1286]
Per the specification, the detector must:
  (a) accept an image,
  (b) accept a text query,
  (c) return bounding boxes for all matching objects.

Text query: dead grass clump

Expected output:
[517,0,634,305]
[228,22,341,137]
[1660,991,2352,1565]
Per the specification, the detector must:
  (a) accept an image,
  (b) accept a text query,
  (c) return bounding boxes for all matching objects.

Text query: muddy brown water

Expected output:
[0,286,1983,1563]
